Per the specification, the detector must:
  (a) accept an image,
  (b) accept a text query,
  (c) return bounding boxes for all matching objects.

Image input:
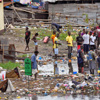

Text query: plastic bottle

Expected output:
[44,91,48,96]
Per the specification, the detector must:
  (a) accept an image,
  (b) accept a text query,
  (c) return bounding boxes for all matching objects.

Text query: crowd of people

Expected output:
[76,26,100,76]
[24,23,100,80]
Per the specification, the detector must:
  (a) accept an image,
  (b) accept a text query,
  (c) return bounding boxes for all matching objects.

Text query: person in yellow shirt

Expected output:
[54,34,61,59]
[66,31,73,59]
[51,31,56,53]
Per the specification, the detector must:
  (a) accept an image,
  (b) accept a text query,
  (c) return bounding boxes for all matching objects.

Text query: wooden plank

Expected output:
[10,7,47,14]
[10,7,82,18]
[36,22,66,24]
[11,6,35,14]
[22,18,52,21]
[0,49,34,54]
[13,8,24,23]
[60,14,83,18]
[4,15,9,25]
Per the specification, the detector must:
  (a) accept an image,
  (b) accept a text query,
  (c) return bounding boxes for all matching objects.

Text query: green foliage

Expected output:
[72,34,77,41]
[91,19,95,27]
[0,61,20,70]
[37,28,52,39]
[59,31,77,41]
[66,23,73,31]
[59,33,67,41]
[82,13,89,23]
[17,54,32,58]
[12,27,77,42]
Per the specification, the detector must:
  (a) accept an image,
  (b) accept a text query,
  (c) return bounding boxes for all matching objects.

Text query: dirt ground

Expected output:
[1,30,77,57]
[0,29,100,100]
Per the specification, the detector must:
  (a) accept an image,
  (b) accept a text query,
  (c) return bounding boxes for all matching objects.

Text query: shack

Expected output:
[0,0,4,34]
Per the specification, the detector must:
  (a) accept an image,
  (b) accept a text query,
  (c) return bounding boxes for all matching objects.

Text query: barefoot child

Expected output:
[32,33,39,51]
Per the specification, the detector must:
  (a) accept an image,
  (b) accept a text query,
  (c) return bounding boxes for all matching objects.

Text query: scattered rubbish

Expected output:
[16,96,21,99]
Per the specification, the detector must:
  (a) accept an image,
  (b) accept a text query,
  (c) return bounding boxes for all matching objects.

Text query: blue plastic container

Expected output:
[5,6,9,8]
[44,92,48,96]
[39,57,42,60]
[31,5,38,9]
[73,71,77,74]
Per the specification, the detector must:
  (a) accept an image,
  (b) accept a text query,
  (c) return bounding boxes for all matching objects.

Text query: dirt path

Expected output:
[1,32,77,57]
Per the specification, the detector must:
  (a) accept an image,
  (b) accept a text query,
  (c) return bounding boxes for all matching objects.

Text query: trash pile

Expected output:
[0,70,100,99]
[51,74,100,95]
[10,74,100,97]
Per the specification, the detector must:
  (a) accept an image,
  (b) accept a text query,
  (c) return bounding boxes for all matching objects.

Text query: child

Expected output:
[87,47,96,75]
[51,31,56,53]
[32,33,38,51]
[97,54,100,76]
[54,34,61,59]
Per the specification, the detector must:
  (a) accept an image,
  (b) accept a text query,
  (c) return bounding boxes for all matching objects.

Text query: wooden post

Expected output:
[4,15,9,25]
[51,4,53,30]
[2,44,4,63]
[12,10,14,25]
[13,8,24,23]
[12,1,14,25]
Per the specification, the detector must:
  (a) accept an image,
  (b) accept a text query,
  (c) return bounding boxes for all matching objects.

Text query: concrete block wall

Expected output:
[49,3,100,26]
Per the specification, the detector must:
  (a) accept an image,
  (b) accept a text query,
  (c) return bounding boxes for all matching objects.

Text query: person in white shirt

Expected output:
[83,31,89,54]
[89,32,96,51]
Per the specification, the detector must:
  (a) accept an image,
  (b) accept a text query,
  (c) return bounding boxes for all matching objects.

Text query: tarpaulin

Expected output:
[20,0,31,4]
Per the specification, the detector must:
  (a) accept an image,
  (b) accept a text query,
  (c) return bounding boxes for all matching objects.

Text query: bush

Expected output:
[0,61,20,70]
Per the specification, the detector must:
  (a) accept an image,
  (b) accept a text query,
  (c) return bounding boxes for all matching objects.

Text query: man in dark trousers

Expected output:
[76,32,84,50]
[77,46,84,73]
[25,27,31,51]
[31,51,39,80]
[52,23,62,33]
[66,31,73,59]
[96,23,100,48]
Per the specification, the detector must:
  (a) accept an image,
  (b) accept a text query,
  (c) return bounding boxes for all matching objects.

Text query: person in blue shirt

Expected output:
[52,23,62,33]
[77,46,84,73]
[97,54,100,76]
[31,51,39,80]
[87,47,96,75]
